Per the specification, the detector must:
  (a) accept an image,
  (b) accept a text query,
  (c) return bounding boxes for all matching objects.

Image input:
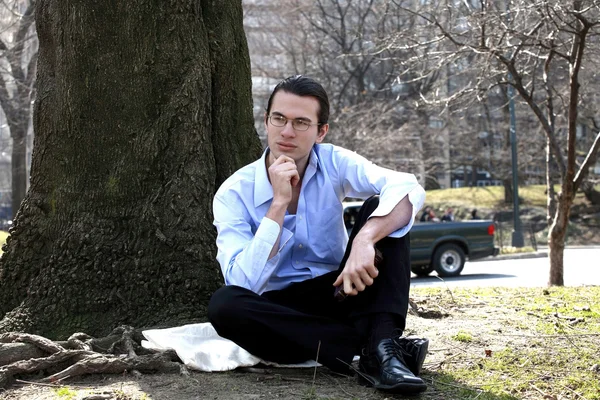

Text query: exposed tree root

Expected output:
[0,343,45,366]
[42,352,182,383]
[0,349,92,388]
[0,332,64,354]
[0,326,185,389]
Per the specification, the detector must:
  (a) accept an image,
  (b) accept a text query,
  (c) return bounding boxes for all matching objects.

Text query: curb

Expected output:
[471,251,548,262]
[483,245,600,262]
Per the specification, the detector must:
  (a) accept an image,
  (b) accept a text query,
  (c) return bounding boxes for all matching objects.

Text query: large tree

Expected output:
[0,0,262,339]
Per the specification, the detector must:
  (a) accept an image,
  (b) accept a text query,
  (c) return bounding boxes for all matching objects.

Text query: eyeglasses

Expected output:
[268,114,320,131]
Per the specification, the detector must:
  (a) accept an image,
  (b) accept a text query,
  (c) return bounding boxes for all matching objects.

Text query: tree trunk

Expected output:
[548,185,576,286]
[0,0,262,339]
[548,200,570,286]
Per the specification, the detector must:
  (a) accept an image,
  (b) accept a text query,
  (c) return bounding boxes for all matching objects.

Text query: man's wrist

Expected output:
[266,199,288,220]
[270,198,289,210]
[353,231,376,248]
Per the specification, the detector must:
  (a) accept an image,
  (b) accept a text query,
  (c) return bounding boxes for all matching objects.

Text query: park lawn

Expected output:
[2,286,598,400]
[0,230,8,253]
[409,286,600,400]
[425,184,592,209]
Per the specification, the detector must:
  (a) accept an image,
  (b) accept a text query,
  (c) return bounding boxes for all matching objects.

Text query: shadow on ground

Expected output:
[0,364,519,399]
[78,365,520,400]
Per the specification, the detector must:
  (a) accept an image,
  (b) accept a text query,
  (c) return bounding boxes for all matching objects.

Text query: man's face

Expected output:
[265,90,328,168]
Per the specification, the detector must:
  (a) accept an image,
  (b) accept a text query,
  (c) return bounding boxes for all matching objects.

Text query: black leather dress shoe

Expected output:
[358,338,427,394]
[394,336,429,376]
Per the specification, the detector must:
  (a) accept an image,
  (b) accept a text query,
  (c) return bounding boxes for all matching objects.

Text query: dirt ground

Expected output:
[1,287,597,400]
[0,313,464,400]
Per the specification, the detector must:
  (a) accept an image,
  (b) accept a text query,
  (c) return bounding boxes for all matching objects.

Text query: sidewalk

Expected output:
[489,250,548,261]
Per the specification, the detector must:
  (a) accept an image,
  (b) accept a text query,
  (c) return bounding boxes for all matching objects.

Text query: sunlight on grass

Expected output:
[426,186,505,208]
[53,387,77,400]
[425,184,589,209]
[499,246,536,255]
[413,286,600,400]
[0,230,8,253]
[452,330,474,343]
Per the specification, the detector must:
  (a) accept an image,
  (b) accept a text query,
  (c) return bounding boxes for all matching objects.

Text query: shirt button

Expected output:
[298,244,303,248]
[299,216,303,220]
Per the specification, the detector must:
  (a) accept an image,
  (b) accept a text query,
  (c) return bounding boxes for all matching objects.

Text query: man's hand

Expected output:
[333,237,379,297]
[268,155,300,206]
[332,196,413,296]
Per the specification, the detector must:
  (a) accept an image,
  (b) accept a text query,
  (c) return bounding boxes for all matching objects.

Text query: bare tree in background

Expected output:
[384,0,600,285]
[244,0,444,185]
[0,0,37,219]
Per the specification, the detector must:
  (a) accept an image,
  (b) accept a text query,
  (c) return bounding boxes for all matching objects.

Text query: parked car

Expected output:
[343,202,499,277]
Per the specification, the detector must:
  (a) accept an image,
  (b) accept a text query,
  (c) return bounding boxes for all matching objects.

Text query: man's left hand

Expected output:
[333,238,379,297]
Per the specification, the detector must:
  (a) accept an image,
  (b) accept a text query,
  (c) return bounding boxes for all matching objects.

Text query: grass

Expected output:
[53,387,77,400]
[425,184,591,209]
[499,246,536,255]
[426,186,507,208]
[0,230,8,241]
[409,286,600,399]
[4,287,598,399]
[0,230,8,253]
[50,386,147,400]
[452,330,474,343]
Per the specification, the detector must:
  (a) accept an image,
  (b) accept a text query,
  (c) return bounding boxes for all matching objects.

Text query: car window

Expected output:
[343,206,360,230]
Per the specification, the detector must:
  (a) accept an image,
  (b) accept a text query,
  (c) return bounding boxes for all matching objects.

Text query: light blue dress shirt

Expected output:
[213,143,425,294]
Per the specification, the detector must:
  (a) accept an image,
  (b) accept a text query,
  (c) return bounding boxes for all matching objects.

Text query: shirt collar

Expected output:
[253,146,321,208]
[304,145,320,183]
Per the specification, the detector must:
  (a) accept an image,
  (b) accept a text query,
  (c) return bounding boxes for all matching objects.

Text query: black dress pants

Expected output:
[208,196,411,372]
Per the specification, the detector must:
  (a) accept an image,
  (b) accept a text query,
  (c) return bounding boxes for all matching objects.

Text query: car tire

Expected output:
[411,265,434,277]
[433,243,465,277]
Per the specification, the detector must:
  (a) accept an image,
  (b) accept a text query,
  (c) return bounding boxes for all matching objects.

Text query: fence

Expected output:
[494,222,540,251]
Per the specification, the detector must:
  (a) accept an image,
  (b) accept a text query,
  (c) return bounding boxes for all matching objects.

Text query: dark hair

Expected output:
[265,75,330,125]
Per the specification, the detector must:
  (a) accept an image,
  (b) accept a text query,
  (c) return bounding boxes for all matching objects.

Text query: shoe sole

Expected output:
[358,370,427,394]
[375,381,427,394]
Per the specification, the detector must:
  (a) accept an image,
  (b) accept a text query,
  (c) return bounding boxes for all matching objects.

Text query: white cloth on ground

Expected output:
[141,322,321,372]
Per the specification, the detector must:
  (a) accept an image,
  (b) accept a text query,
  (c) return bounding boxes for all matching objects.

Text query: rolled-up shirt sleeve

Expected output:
[213,193,293,293]
[332,147,425,237]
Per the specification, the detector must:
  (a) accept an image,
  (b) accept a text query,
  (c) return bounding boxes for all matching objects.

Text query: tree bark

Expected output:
[0,0,262,339]
[548,193,573,286]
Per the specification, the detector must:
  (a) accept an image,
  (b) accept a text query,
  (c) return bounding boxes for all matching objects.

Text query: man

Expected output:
[208,75,427,394]
[441,208,454,222]
[420,206,431,222]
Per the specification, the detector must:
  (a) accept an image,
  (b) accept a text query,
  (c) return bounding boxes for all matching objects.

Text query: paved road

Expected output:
[410,247,600,288]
